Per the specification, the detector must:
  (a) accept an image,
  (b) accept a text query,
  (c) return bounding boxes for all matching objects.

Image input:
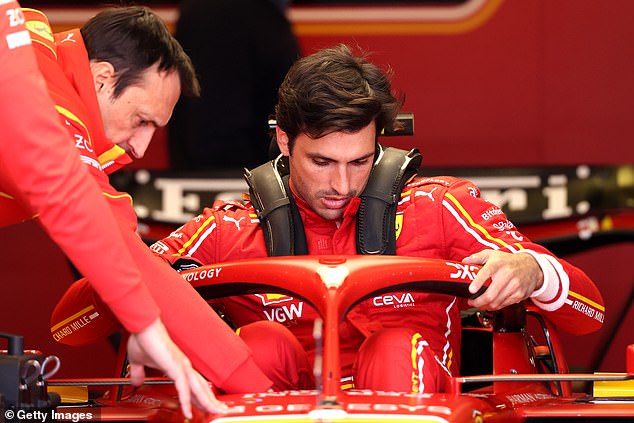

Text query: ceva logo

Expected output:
[373,293,415,308]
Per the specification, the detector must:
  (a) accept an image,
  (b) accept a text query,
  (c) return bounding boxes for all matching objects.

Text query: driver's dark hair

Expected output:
[275,44,403,151]
[81,6,199,99]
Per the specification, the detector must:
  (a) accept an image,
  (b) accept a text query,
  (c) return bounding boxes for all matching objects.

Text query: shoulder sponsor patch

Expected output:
[25,19,52,41]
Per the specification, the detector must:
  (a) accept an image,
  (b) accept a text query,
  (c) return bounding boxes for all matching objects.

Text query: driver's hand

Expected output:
[127,318,228,418]
[463,250,543,310]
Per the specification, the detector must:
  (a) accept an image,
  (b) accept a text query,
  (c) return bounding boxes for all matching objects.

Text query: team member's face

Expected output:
[92,62,180,159]
[277,123,376,221]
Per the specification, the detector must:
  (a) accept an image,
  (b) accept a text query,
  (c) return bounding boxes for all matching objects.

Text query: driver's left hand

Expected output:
[463,250,544,310]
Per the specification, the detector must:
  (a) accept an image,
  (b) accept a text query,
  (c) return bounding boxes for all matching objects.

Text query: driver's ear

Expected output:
[89,61,116,95]
[276,127,291,156]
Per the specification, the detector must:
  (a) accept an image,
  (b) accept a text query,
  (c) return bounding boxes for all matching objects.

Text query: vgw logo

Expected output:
[263,302,304,323]
[255,294,304,323]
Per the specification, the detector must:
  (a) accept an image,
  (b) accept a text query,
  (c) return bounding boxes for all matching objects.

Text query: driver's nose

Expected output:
[331,165,351,195]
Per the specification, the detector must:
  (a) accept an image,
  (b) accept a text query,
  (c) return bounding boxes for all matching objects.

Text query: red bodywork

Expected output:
[48,255,634,422]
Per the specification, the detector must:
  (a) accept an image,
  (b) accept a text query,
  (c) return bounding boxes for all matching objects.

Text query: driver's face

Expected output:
[277,123,376,221]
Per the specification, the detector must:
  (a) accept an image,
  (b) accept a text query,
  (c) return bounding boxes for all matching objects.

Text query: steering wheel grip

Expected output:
[469,284,488,300]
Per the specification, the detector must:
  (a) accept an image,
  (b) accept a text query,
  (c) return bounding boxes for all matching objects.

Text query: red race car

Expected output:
[38,255,633,422]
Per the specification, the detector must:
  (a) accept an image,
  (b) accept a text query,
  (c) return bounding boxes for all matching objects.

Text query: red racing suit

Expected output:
[0,2,159,331]
[9,8,271,393]
[150,175,605,391]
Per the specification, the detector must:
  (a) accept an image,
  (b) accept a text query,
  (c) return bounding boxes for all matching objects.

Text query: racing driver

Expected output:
[62,45,605,392]
[154,44,605,392]
[4,5,272,398]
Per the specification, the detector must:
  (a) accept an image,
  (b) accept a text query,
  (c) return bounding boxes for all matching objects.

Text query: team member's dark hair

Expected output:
[275,44,403,151]
[81,6,199,99]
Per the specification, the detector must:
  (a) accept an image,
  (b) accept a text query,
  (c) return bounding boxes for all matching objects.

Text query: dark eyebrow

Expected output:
[353,151,375,162]
[309,151,375,163]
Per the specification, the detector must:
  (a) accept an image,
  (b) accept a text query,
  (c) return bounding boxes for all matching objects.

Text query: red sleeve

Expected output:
[150,201,264,266]
[0,2,159,333]
[438,179,604,335]
[149,207,219,266]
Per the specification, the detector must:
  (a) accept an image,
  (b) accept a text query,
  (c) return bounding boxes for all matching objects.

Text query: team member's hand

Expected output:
[463,250,543,310]
[126,318,228,418]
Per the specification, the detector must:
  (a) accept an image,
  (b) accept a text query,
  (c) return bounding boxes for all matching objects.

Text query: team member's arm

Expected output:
[46,176,272,393]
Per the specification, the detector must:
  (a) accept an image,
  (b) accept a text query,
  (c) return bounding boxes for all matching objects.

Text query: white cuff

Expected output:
[517,249,559,302]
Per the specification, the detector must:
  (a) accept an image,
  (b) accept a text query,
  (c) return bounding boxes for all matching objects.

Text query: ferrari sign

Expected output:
[112,165,633,226]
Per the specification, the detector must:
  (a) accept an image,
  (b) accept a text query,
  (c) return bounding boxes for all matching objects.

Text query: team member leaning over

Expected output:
[61,44,605,392]
[8,5,272,399]
[0,1,223,417]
